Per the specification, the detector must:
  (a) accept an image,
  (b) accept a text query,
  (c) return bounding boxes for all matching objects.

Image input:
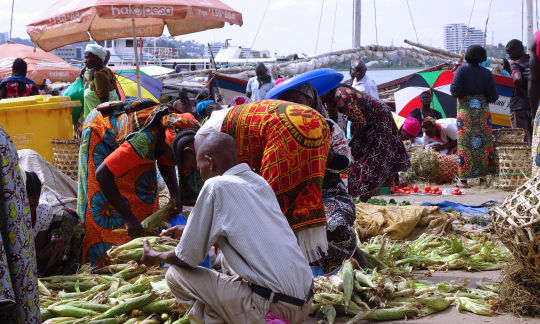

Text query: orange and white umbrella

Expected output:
[0,42,79,84]
[27,0,243,96]
[26,0,243,52]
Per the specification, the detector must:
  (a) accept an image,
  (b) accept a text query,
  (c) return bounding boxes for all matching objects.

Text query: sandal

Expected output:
[455,181,468,188]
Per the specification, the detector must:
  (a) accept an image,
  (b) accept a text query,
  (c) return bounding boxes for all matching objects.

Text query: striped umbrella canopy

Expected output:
[113,68,163,102]
[394,70,456,118]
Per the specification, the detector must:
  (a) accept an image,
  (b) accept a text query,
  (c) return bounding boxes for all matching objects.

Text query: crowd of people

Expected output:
[2,37,540,323]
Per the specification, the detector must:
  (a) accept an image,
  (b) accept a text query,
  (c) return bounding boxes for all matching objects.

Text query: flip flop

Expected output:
[455,182,468,188]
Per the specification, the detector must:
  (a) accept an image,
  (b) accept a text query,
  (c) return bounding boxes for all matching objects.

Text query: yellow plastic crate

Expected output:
[0,95,81,162]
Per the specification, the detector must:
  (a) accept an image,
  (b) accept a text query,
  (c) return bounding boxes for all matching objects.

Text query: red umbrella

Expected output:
[27,0,243,96]
[0,42,79,84]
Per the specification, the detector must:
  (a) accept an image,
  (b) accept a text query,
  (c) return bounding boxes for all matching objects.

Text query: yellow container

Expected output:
[0,95,80,162]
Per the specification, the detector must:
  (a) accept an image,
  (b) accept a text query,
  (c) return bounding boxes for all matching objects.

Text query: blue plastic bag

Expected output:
[171,214,212,269]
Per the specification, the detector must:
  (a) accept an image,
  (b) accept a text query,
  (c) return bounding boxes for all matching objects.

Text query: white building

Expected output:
[51,44,83,61]
[203,42,224,58]
[444,23,485,53]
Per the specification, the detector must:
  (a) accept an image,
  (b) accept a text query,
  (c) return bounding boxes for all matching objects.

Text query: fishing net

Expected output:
[404,147,458,184]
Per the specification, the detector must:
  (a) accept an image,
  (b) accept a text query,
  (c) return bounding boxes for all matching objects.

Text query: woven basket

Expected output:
[51,139,80,181]
[492,128,527,146]
[496,145,532,190]
[492,174,540,279]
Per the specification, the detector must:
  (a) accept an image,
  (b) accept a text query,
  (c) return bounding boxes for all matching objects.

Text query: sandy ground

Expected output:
[305,186,540,323]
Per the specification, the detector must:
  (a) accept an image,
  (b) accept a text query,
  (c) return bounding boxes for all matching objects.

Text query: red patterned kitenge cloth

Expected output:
[221,100,330,231]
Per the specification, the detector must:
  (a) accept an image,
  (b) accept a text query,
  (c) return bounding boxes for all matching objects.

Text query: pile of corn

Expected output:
[312,260,500,322]
[39,237,192,324]
[359,233,510,275]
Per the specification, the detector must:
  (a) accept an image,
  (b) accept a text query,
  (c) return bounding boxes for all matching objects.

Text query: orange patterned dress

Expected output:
[77,104,197,265]
[221,100,330,231]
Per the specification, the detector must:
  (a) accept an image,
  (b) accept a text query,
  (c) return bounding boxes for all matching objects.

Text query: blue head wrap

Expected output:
[195,100,213,117]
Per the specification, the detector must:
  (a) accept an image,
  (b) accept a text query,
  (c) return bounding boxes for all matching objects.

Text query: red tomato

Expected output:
[412,185,419,191]
[404,190,411,194]
[436,190,442,195]
[433,186,439,191]
[424,186,431,192]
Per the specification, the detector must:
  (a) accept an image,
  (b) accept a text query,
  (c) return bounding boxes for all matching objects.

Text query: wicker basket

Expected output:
[496,145,532,190]
[492,174,540,279]
[51,139,80,181]
[492,128,527,146]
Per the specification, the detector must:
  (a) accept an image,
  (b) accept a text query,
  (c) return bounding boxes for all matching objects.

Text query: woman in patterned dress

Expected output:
[450,45,499,187]
[77,99,199,265]
[320,86,410,201]
[0,125,40,323]
[175,99,330,264]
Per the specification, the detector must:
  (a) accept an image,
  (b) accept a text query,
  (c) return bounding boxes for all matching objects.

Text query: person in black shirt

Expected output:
[506,39,532,144]
[409,91,443,136]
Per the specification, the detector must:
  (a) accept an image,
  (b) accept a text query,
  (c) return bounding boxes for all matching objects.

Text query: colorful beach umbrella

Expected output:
[0,42,79,84]
[394,70,456,119]
[112,68,163,102]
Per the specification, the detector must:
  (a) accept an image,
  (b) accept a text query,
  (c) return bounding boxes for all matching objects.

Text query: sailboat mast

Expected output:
[353,0,361,48]
[526,0,534,47]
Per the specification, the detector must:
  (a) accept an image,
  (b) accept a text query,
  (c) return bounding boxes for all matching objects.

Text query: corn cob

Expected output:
[95,292,157,319]
[47,305,98,318]
[341,260,354,310]
[349,307,419,322]
[64,301,110,312]
[141,298,178,313]
[321,305,336,324]
[43,317,77,324]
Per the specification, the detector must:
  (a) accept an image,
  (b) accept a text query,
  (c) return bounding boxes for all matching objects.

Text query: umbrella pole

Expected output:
[131,18,142,98]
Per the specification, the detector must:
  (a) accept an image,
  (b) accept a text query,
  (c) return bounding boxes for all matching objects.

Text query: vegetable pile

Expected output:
[39,237,193,324]
[363,198,411,206]
[359,233,510,275]
[312,260,501,323]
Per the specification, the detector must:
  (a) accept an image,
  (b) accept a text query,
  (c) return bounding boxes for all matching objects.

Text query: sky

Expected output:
[0,0,537,55]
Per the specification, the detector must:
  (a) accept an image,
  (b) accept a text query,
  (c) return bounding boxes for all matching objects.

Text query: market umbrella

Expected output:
[394,70,456,119]
[0,42,79,84]
[27,0,243,96]
[112,68,163,102]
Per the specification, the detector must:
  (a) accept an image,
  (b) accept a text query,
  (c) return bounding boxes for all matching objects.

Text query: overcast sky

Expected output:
[0,0,536,55]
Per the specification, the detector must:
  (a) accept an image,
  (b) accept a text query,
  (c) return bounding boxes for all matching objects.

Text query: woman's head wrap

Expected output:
[195,100,213,117]
[402,117,421,137]
[161,113,199,145]
[85,44,107,62]
[274,78,286,86]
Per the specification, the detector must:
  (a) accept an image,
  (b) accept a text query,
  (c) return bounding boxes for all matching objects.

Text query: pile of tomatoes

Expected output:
[451,188,463,195]
[390,185,443,195]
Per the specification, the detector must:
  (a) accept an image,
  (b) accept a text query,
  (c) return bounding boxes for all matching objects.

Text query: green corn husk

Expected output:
[41,309,55,321]
[355,270,375,288]
[341,260,354,310]
[64,301,110,312]
[94,263,131,274]
[349,307,419,322]
[39,279,52,296]
[456,297,496,316]
[47,305,98,318]
[124,317,146,324]
[418,296,451,311]
[141,298,178,313]
[313,293,343,305]
[351,294,371,311]
[43,317,77,324]
[141,203,172,231]
[107,236,178,259]
[95,292,156,319]
[321,305,336,324]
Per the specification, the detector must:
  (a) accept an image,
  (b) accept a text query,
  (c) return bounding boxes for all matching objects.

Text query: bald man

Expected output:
[141,132,313,324]
[351,60,379,99]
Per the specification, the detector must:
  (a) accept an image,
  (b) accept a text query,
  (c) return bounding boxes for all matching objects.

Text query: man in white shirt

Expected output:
[140,132,313,324]
[351,60,379,99]
[246,63,274,101]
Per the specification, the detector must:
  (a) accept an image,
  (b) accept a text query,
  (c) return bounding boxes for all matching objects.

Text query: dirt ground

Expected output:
[305,186,540,323]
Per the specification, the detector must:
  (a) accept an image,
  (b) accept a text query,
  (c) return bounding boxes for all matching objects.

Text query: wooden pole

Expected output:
[527,0,534,47]
[9,0,15,40]
[353,0,361,48]
[131,18,142,98]
[207,43,223,103]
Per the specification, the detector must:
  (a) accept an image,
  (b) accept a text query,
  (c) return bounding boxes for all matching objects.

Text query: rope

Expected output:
[460,0,476,55]
[404,0,419,42]
[315,0,326,54]
[244,0,271,66]
[331,0,338,51]
[373,0,379,44]
[484,0,493,46]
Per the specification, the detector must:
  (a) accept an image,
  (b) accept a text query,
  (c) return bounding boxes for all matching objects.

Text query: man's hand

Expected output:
[160,225,185,240]
[432,144,444,152]
[167,197,182,221]
[140,239,159,266]
[125,216,145,238]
